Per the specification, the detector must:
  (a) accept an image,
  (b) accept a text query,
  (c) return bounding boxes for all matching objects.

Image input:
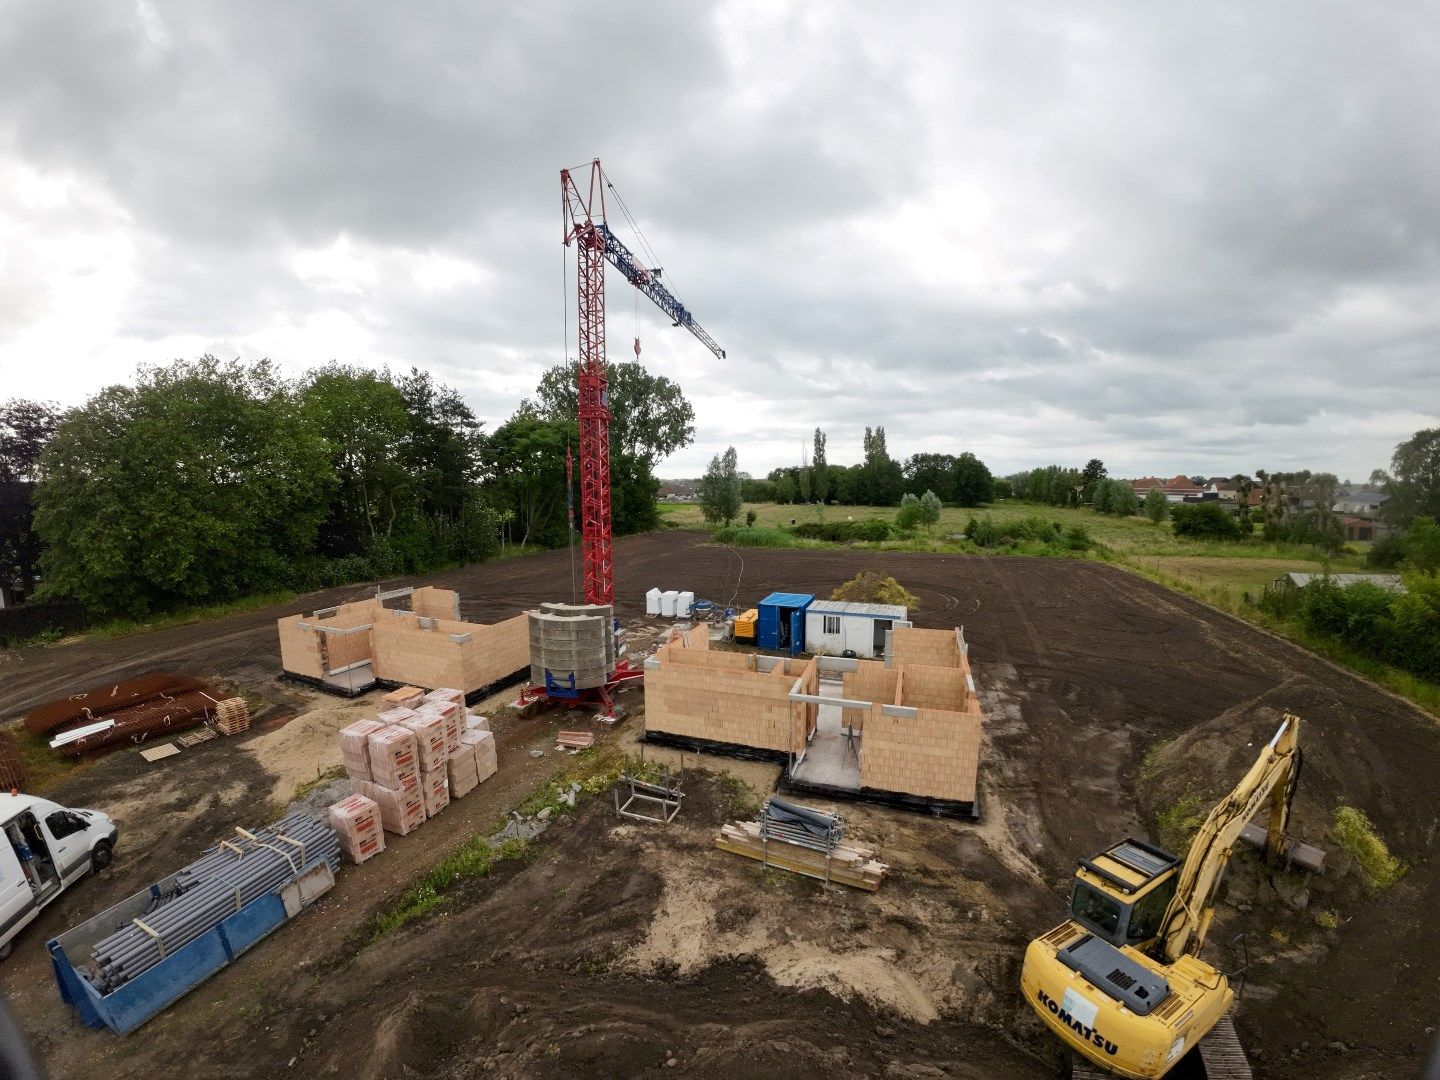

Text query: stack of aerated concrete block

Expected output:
[329,793,385,864]
[334,686,499,842]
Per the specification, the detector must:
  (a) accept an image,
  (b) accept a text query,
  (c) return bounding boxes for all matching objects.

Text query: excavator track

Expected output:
[1069,1014,1252,1080]
[1197,1014,1252,1079]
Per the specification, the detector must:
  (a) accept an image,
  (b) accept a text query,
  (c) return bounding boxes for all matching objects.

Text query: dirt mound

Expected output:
[1138,675,1405,860]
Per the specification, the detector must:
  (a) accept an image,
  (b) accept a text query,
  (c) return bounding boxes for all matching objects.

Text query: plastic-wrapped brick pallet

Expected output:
[417,698,462,756]
[354,779,425,835]
[329,793,385,864]
[421,768,449,817]
[339,718,386,782]
[460,729,497,783]
[368,724,419,791]
[401,712,447,773]
[447,744,479,798]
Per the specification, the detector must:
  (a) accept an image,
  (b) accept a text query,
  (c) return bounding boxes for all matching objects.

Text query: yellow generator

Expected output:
[1021,715,1304,1077]
[732,608,758,644]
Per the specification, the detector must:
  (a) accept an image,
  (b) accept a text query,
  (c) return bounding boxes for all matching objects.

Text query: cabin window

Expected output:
[823,615,840,635]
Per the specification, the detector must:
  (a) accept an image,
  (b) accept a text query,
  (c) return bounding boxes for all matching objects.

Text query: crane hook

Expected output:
[634,337,642,359]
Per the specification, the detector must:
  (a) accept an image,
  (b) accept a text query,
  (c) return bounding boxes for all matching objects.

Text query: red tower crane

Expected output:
[561,159,725,607]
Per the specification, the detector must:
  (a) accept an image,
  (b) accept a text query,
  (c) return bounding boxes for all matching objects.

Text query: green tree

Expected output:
[919,489,943,528]
[1143,487,1169,524]
[812,428,829,504]
[774,472,797,504]
[1402,516,1440,574]
[1081,458,1107,504]
[300,365,416,550]
[859,426,904,505]
[34,357,334,616]
[896,492,925,530]
[1384,428,1440,527]
[951,452,993,506]
[527,360,694,467]
[903,452,957,502]
[699,446,742,527]
[1170,502,1243,540]
[0,399,62,482]
[481,411,573,548]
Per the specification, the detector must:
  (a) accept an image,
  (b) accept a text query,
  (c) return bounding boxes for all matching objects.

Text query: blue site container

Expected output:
[756,592,814,655]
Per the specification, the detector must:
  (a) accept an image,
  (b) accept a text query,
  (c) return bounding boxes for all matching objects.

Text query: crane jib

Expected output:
[595,224,725,359]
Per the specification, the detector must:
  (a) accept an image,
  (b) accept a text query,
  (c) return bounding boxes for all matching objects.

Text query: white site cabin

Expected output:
[803,600,912,659]
[1,793,119,960]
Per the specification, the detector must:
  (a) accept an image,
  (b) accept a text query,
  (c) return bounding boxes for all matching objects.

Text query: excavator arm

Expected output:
[1155,714,1301,963]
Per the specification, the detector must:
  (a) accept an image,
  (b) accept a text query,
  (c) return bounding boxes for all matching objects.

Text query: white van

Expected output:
[1,793,118,960]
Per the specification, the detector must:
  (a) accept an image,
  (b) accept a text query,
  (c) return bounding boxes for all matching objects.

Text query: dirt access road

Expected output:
[2,530,1437,1078]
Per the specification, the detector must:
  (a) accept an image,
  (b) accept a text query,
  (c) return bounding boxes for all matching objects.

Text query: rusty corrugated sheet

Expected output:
[24,672,208,735]
[0,731,26,791]
[55,691,216,756]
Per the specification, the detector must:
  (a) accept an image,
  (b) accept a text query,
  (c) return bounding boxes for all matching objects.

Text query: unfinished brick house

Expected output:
[644,624,983,817]
[277,586,528,700]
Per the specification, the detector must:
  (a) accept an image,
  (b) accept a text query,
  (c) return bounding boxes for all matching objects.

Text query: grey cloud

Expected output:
[1,0,1438,483]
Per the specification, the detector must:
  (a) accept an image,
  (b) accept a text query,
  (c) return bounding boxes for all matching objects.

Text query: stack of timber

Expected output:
[214,697,251,735]
[716,819,889,891]
[555,730,595,751]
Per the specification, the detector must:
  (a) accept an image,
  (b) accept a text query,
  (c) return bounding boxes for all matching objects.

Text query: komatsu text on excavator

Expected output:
[1021,714,1308,1079]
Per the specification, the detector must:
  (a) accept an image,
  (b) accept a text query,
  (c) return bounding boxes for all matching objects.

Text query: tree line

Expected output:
[0,356,692,618]
[734,426,995,508]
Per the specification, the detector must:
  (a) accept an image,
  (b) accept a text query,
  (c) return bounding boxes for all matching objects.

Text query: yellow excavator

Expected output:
[1021,713,1306,1078]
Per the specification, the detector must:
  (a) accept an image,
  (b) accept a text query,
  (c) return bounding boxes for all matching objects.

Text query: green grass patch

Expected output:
[370,835,531,939]
[1332,806,1405,888]
[710,526,825,549]
[1155,791,1209,851]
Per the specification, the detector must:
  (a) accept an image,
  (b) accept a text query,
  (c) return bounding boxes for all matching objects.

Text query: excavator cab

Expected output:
[1069,837,1181,950]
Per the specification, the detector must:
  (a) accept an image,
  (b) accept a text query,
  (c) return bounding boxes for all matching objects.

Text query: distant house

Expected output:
[1270,571,1405,594]
[1130,477,1166,497]
[1333,489,1389,517]
[1162,475,1206,502]
[1337,516,1393,543]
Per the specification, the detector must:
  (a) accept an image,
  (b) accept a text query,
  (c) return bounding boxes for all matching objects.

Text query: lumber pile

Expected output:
[716,820,889,890]
[555,730,595,752]
[716,800,889,891]
[214,697,251,735]
[177,727,217,748]
[334,688,498,840]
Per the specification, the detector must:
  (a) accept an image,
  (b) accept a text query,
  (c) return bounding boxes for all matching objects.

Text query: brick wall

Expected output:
[412,587,461,621]
[843,662,900,706]
[890,626,962,669]
[277,615,324,678]
[897,663,968,712]
[645,642,815,753]
[861,702,981,802]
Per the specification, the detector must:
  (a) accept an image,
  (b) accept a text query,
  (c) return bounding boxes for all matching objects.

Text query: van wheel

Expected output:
[91,841,114,873]
[0,940,13,962]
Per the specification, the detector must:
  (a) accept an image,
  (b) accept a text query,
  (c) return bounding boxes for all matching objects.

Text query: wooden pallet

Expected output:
[556,730,595,750]
[716,820,888,891]
[178,726,218,748]
[139,743,181,763]
[214,697,251,735]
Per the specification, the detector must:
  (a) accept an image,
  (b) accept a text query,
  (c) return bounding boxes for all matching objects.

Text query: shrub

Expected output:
[1143,488,1169,524]
[896,492,926,530]
[791,519,892,542]
[1366,534,1406,568]
[1332,806,1405,888]
[831,571,919,610]
[745,509,757,527]
[1169,502,1244,540]
[961,515,1092,552]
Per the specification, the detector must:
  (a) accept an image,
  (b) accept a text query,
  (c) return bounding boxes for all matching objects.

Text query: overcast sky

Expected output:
[1,2,1437,482]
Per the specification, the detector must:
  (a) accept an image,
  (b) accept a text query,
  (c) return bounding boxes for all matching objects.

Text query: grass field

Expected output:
[658,500,1365,562]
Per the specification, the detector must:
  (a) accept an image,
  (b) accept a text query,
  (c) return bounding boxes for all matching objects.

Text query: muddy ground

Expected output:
[1,531,1436,1078]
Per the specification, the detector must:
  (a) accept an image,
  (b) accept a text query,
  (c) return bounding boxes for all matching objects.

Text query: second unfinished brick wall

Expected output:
[646,642,809,752]
[890,626,963,669]
[861,703,981,802]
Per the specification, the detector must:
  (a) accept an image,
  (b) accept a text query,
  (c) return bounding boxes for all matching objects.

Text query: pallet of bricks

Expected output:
[331,686,498,861]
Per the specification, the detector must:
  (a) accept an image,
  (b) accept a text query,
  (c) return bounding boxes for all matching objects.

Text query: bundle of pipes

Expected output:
[759,797,845,854]
[85,812,338,994]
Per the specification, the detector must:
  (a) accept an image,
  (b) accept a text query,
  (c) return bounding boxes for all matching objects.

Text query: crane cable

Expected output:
[603,168,689,313]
